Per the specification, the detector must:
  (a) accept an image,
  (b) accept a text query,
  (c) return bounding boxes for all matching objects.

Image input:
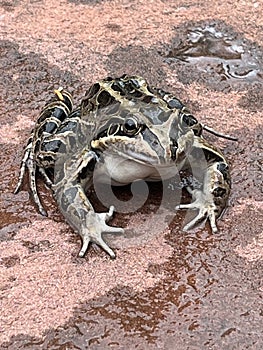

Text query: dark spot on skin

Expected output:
[190,147,224,163]
[152,88,166,98]
[37,107,66,124]
[42,121,58,134]
[26,136,33,146]
[147,86,155,95]
[182,114,198,127]
[76,208,89,222]
[84,83,101,100]
[42,155,56,164]
[97,90,115,107]
[61,187,79,212]
[35,139,41,151]
[81,100,95,113]
[217,162,229,181]
[167,98,184,109]
[203,149,224,163]
[57,120,78,134]
[170,139,178,161]
[68,109,81,119]
[42,139,62,153]
[104,76,114,81]
[129,89,143,98]
[79,158,97,179]
[37,121,57,137]
[179,110,203,136]
[176,149,186,163]
[61,94,73,110]
[123,82,135,93]
[142,95,153,104]
[111,82,125,94]
[130,78,141,89]
[52,107,69,121]
[213,187,227,197]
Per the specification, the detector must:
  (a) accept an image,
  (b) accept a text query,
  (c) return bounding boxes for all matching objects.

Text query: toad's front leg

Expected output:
[176,137,231,232]
[53,150,124,258]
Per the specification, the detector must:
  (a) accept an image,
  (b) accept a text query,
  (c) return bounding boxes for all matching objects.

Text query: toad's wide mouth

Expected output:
[91,136,173,167]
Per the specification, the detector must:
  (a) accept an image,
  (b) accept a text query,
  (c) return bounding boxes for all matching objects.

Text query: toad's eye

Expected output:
[122,117,139,135]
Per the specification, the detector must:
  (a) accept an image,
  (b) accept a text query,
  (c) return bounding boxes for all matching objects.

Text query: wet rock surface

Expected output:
[0,0,262,349]
[162,21,263,89]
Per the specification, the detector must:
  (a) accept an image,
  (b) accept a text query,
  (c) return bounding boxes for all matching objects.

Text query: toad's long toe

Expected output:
[79,225,124,258]
[78,208,124,258]
[181,208,218,233]
[176,193,219,233]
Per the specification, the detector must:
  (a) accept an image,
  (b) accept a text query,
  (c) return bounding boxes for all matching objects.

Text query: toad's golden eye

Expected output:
[122,117,139,135]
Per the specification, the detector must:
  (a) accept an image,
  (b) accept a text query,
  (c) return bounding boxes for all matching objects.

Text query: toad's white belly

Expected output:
[93,154,181,185]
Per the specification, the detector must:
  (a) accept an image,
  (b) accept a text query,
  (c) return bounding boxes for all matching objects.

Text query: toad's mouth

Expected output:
[91,137,173,167]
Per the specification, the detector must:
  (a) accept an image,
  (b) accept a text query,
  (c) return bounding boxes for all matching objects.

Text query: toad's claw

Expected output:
[78,208,124,258]
[79,233,117,259]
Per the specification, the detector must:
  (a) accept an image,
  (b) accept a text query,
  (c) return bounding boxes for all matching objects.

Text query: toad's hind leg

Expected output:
[14,88,74,216]
[176,137,231,232]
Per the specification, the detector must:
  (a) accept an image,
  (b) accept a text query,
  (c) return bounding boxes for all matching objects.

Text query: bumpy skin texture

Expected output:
[15,75,231,258]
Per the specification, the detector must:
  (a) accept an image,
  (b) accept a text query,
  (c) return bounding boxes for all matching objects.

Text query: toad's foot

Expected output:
[176,187,218,233]
[78,206,124,258]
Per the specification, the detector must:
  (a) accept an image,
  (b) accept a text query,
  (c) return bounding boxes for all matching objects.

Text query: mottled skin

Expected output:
[15,75,232,258]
